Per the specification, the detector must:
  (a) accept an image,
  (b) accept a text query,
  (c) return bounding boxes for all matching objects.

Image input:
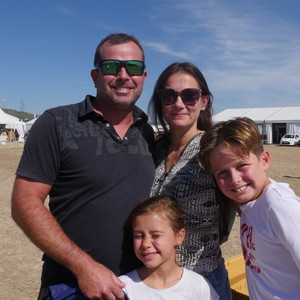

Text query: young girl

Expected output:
[119,196,219,299]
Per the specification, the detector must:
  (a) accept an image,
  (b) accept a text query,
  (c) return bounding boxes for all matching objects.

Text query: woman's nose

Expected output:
[174,95,185,108]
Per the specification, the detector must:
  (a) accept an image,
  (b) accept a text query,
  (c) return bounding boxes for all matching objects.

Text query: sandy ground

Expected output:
[0,143,299,299]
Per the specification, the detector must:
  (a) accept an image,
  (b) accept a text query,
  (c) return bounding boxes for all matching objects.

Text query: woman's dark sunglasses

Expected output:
[157,88,202,106]
[95,60,145,76]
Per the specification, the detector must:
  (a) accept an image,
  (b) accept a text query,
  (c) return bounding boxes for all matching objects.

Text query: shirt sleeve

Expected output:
[16,110,61,185]
[269,194,300,269]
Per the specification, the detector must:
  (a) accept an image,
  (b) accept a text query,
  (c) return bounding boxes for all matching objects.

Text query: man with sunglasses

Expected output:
[11,33,155,300]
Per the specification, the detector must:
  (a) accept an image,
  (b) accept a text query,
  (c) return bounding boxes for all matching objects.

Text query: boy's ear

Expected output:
[176,228,186,246]
[261,150,270,169]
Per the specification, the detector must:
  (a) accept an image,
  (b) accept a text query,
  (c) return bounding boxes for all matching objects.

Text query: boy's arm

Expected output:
[270,196,300,269]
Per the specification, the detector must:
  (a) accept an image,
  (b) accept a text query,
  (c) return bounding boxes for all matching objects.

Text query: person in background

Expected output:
[23,130,30,143]
[148,62,234,300]
[11,33,155,300]
[199,117,300,299]
[119,195,219,300]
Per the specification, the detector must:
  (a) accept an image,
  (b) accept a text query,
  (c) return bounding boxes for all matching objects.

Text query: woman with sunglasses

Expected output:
[148,62,233,300]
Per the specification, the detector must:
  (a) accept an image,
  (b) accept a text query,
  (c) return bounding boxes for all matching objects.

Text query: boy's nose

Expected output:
[231,170,241,184]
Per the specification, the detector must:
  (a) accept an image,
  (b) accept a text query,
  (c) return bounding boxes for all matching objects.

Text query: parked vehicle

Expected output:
[280,134,300,146]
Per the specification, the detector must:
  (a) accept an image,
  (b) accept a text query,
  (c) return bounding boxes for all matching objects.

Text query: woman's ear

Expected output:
[200,95,209,111]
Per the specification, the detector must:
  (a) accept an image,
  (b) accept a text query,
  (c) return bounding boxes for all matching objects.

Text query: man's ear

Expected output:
[143,70,148,79]
[90,69,99,85]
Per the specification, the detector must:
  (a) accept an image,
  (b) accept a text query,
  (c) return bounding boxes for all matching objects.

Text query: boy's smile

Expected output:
[209,145,271,204]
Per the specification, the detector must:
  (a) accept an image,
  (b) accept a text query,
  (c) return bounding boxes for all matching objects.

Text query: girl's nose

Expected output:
[142,237,152,248]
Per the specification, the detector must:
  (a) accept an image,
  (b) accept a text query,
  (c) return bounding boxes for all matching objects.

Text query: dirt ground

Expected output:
[0,143,299,299]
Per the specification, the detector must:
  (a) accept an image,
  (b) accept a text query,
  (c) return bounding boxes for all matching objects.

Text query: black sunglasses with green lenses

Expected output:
[95,60,145,76]
[157,88,202,106]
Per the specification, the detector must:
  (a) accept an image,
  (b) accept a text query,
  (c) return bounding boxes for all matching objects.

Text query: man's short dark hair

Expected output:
[93,33,145,67]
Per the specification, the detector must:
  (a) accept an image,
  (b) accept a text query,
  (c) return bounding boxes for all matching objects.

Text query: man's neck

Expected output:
[93,101,135,139]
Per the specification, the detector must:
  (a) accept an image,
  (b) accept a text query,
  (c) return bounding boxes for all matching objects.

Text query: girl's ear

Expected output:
[175,228,186,246]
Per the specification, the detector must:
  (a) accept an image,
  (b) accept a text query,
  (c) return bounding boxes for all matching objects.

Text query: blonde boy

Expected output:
[199,117,300,299]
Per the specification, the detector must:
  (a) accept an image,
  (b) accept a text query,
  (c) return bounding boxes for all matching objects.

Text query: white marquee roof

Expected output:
[213,106,300,123]
[0,108,23,125]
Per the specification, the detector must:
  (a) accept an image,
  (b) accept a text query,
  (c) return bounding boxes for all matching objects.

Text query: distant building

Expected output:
[213,106,300,144]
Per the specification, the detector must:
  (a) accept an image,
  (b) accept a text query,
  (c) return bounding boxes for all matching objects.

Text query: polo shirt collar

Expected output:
[78,95,148,124]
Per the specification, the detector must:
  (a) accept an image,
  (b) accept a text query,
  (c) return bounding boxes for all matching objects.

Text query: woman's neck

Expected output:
[168,127,200,151]
[165,128,200,173]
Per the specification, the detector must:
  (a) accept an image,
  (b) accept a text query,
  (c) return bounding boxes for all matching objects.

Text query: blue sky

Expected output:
[1,0,299,118]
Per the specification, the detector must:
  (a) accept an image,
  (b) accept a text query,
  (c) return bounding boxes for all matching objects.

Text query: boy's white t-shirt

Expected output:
[240,179,300,299]
[119,268,219,300]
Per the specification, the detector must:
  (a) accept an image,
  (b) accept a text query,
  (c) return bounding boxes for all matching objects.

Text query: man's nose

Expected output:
[117,66,130,79]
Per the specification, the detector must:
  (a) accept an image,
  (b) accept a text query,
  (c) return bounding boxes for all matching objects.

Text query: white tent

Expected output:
[213,106,300,144]
[25,117,38,131]
[0,108,21,125]
[0,108,25,142]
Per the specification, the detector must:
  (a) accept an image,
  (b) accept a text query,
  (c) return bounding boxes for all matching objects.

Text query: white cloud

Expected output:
[146,0,300,110]
[55,6,73,15]
[144,42,190,59]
